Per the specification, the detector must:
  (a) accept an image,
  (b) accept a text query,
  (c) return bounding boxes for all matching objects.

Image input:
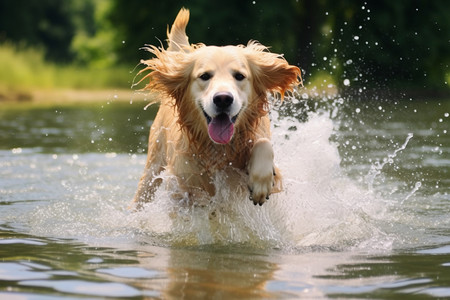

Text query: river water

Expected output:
[0,94,449,299]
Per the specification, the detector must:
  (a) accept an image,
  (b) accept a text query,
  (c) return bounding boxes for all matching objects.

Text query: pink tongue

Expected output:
[208,114,234,144]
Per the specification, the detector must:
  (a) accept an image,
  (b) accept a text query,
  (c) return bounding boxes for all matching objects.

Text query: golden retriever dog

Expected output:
[133,8,301,207]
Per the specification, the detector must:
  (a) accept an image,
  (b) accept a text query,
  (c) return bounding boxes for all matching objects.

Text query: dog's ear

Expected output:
[245,42,302,98]
[167,8,191,52]
[138,47,193,101]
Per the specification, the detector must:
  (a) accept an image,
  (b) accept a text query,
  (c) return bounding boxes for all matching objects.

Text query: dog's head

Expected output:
[141,43,301,144]
[139,10,301,145]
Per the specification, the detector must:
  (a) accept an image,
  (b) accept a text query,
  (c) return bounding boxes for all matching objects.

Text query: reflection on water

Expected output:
[0,102,158,154]
[0,98,449,298]
[2,229,450,298]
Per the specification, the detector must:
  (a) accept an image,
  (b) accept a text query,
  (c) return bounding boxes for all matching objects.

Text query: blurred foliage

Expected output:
[0,0,449,90]
[0,0,76,63]
[70,0,117,67]
[0,43,131,92]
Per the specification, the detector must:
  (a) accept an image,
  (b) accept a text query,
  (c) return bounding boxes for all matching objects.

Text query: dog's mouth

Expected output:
[203,110,238,144]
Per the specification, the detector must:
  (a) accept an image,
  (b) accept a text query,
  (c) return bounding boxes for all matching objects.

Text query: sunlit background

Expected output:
[0,0,449,100]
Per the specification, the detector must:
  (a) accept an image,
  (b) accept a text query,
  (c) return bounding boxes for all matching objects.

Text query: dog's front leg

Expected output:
[132,163,164,209]
[247,138,281,206]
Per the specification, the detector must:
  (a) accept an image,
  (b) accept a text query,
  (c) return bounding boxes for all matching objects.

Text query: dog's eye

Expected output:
[234,72,246,81]
[199,72,212,81]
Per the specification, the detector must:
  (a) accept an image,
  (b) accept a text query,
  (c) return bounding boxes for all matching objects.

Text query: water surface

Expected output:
[0,96,449,298]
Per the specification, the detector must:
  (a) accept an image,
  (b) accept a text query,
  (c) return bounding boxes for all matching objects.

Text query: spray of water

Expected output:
[21,95,419,253]
[365,133,414,191]
[102,100,397,251]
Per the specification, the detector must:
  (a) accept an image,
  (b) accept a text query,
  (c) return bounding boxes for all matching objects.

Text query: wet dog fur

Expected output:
[133,8,301,207]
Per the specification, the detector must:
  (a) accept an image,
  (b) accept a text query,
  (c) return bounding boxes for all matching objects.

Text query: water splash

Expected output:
[365,133,414,191]
[110,108,392,251]
[17,100,396,252]
[402,181,422,204]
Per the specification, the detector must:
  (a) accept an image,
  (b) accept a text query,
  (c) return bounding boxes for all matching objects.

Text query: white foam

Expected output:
[117,111,392,251]
[23,107,394,252]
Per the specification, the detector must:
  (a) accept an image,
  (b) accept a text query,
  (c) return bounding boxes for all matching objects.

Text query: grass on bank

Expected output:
[5,43,446,103]
[0,43,340,102]
[0,44,139,101]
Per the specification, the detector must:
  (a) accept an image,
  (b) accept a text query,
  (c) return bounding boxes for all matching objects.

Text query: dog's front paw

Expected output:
[248,168,275,206]
[247,138,277,206]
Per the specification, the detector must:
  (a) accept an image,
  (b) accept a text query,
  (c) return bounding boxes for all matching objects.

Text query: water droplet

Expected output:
[355,108,361,113]
[11,148,22,154]
[105,152,117,158]
[343,79,350,86]
[353,35,359,41]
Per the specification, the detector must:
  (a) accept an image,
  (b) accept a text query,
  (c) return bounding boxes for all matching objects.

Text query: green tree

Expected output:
[0,0,76,62]
[309,0,450,89]
[107,0,302,66]
[107,0,449,90]
[70,0,117,67]
[1,0,448,90]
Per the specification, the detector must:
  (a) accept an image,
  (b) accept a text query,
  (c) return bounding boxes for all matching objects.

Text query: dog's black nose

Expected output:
[213,92,233,110]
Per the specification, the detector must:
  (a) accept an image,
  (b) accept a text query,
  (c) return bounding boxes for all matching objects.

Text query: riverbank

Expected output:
[0,82,337,104]
[0,85,447,104]
[0,88,150,104]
